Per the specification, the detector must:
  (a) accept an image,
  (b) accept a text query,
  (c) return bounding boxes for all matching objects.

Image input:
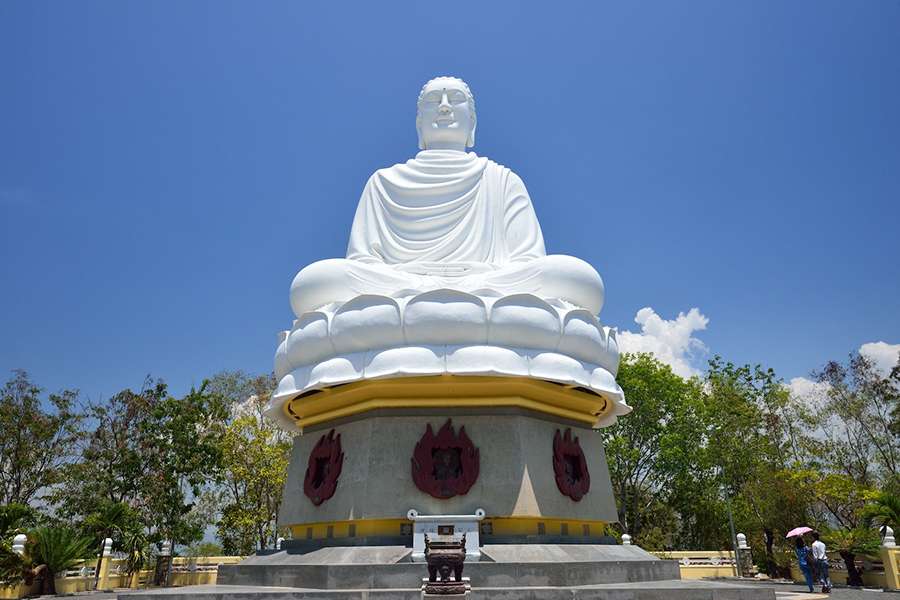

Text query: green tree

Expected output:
[731,469,813,577]
[0,370,82,506]
[600,353,705,545]
[813,354,898,487]
[209,372,290,554]
[140,382,228,550]
[0,503,38,539]
[186,541,224,557]
[603,348,893,567]
[790,470,875,531]
[699,358,817,574]
[52,378,228,553]
[52,380,167,521]
[50,378,168,576]
[824,527,881,587]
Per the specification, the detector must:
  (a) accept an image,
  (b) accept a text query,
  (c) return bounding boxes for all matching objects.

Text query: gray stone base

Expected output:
[280,412,619,528]
[119,580,775,599]
[117,545,774,599]
[217,545,680,589]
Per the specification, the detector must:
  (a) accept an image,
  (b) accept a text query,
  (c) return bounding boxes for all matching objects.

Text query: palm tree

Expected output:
[122,530,149,587]
[863,491,900,539]
[83,501,134,589]
[29,527,94,595]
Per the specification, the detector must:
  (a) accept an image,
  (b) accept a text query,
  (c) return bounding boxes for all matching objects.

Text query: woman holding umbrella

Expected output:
[787,527,814,593]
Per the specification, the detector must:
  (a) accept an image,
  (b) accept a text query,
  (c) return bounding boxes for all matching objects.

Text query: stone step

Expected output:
[218,558,680,590]
[119,580,776,600]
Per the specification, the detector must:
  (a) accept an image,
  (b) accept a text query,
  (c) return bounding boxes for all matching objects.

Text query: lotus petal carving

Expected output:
[268,291,630,432]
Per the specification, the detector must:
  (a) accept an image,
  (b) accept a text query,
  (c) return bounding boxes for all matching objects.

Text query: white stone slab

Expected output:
[407,508,485,562]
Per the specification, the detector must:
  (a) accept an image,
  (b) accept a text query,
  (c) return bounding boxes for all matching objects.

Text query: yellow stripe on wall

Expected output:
[287,516,609,540]
[284,375,611,431]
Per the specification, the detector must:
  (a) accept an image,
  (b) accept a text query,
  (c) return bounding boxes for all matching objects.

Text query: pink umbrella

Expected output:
[785,526,813,538]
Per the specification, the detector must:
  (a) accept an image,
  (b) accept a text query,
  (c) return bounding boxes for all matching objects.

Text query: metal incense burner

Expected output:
[422,533,468,596]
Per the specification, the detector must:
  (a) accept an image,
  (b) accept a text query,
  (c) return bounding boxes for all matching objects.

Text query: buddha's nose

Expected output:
[438,92,452,113]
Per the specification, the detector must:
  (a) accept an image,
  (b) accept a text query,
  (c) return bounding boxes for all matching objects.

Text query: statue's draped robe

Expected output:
[347,150,546,266]
[290,150,605,316]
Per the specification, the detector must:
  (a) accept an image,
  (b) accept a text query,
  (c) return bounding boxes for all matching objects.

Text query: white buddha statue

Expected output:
[289,76,605,318]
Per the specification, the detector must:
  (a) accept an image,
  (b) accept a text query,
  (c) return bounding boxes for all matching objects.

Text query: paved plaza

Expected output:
[730,580,895,599]
[47,578,900,600]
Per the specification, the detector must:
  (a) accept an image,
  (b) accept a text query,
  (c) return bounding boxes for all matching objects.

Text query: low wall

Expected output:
[884,546,900,590]
[0,556,244,599]
[6,547,898,594]
[650,550,741,579]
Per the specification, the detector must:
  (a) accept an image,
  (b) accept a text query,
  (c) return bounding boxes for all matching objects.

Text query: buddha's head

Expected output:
[416,76,476,151]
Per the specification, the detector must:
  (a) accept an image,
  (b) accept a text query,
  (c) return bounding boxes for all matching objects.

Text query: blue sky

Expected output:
[2,1,899,401]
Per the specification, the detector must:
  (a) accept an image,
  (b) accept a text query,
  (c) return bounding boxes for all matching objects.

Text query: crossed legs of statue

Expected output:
[290,255,605,318]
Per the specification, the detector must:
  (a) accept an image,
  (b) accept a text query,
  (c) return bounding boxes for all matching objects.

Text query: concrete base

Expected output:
[119,579,774,599]
[118,545,774,599]
[216,545,679,590]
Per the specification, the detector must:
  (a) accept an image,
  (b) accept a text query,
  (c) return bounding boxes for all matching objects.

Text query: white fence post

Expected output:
[12,534,27,555]
[736,532,752,577]
[883,525,896,548]
[97,538,114,590]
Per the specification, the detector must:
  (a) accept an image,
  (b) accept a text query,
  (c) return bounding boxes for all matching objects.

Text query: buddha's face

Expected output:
[417,78,475,151]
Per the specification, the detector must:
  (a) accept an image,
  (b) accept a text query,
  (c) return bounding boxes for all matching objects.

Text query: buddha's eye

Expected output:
[422,90,467,105]
[447,91,467,104]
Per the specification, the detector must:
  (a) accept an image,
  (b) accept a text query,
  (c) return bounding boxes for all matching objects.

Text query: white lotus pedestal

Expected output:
[269,290,630,432]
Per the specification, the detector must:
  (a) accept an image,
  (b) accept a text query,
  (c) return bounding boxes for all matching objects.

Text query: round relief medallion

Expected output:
[411,419,480,499]
[303,429,343,506]
[553,428,590,501]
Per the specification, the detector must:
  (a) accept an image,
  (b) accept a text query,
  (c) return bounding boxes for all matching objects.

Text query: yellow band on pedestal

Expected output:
[284,375,609,431]
[288,516,610,541]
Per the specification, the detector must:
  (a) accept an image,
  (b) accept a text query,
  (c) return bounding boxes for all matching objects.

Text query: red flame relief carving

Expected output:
[411,419,480,499]
[303,429,343,506]
[553,428,591,501]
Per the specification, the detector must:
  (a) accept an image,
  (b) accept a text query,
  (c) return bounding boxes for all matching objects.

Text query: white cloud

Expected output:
[858,341,900,377]
[787,341,898,402]
[787,377,830,404]
[618,307,709,378]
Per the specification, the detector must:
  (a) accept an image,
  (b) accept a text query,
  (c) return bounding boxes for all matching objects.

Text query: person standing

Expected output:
[811,532,832,593]
[795,537,814,593]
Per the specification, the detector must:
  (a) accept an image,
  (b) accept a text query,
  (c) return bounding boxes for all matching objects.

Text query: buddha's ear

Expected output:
[467,120,476,148]
[416,118,425,150]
